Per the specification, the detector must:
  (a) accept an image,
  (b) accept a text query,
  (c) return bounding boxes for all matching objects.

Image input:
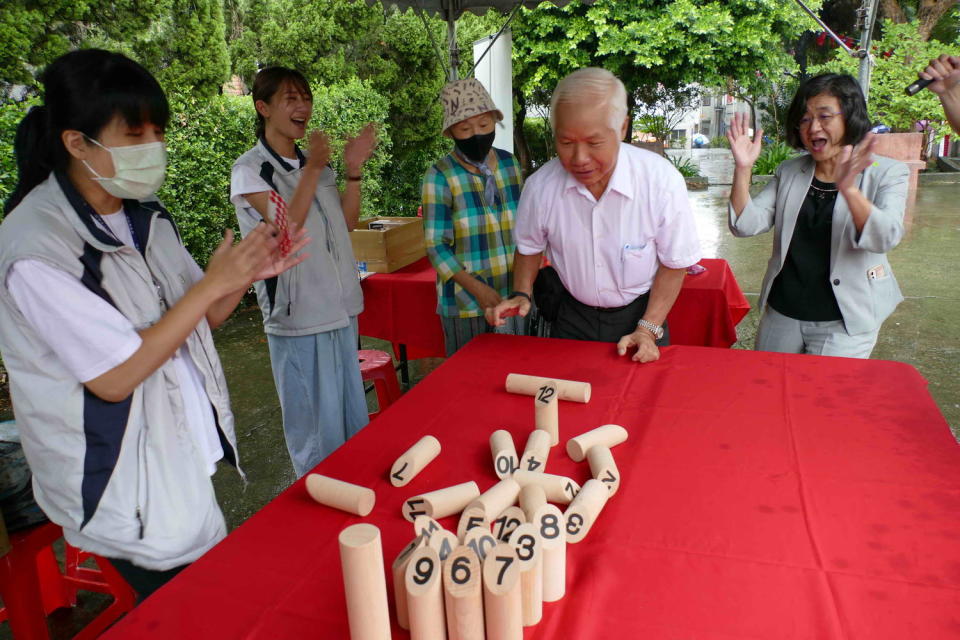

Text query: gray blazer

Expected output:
[729,153,910,335]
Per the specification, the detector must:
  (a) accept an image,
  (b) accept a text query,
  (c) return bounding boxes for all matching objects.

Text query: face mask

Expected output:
[454,131,496,164]
[83,138,167,200]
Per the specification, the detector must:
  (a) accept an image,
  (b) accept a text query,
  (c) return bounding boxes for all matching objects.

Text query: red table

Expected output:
[358,257,751,361]
[103,335,960,640]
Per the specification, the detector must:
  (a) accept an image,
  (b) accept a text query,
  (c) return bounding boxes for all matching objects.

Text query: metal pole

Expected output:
[856,0,881,103]
[448,15,459,81]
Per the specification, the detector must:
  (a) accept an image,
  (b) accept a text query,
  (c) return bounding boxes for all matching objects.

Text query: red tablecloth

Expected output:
[358,257,751,358]
[104,335,960,640]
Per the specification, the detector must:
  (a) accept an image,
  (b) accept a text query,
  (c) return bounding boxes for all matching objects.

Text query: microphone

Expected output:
[905,77,933,96]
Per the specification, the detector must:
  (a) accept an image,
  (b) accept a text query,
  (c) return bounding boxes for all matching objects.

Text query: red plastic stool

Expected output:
[358,349,402,419]
[0,522,136,640]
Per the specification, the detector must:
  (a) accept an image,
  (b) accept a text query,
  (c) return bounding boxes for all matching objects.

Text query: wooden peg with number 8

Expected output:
[530,504,567,603]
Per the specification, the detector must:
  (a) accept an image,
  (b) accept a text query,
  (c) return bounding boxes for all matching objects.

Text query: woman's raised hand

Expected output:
[726,112,764,170]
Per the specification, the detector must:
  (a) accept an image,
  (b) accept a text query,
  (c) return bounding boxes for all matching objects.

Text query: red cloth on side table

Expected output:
[102,335,960,640]
[359,257,751,357]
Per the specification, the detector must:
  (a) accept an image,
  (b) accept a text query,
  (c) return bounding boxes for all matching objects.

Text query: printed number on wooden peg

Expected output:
[412,554,435,586]
[539,512,561,541]
[536,385,556,404]
[492,507,525,541]
[457,506,489,541]
[391,462,409,484]
[414,515,442,540]
[511,532,538,563]
[494,555,515,586]
[495,454,519,477]
[450,554,473,586]
[566,512,586,537]
[465,528,498,561]
[428,530,458,563]
[403,497,428,521]
[601,469,618,489]
[564,481,579,501]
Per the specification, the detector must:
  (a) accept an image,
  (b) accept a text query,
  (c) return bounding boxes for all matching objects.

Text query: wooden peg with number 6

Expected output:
[443,545,484,640]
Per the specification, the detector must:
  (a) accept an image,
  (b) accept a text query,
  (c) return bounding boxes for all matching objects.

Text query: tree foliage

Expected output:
[814,19,949,133]
[509,0,822,169]
[0,0,171,87]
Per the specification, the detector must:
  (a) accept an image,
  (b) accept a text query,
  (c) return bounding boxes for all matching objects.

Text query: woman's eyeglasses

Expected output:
[797,112,842,129]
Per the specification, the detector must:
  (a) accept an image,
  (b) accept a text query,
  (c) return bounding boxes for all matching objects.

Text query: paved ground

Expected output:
[4,150,958,638]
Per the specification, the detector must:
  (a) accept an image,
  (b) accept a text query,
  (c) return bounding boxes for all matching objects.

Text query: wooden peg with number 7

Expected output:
[390,435,441,487]
[482,543,523,640]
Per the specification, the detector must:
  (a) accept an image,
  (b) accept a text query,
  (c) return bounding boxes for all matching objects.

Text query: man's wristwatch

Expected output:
[510,291,532,303]
[636,319,664,340]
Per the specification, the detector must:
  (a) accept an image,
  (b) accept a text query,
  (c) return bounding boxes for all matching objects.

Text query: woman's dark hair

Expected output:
[4,49,169,214]
[251,67,312,139]
[785,73,871,150]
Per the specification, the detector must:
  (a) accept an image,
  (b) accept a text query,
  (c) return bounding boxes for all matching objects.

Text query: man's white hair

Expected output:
[550,67,628,133]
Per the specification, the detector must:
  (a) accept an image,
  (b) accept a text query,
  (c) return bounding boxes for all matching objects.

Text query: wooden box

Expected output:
[350,216,426,273]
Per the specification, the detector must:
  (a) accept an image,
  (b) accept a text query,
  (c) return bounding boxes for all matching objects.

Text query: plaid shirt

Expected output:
[422,148,522,318]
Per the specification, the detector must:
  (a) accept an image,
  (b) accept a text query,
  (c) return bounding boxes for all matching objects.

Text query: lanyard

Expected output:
[92,209,142,254]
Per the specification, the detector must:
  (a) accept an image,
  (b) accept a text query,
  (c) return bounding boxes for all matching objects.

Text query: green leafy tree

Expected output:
[131,0,231,98]
[510,0,822,172]
[0,0,171,88]
[814,19,950,133]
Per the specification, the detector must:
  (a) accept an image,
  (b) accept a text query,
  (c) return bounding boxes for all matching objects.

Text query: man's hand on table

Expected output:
[617,328,660,363]
[486,295,531,326]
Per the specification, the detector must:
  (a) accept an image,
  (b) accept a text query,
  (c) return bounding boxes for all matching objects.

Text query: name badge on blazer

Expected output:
[867,265,887,280]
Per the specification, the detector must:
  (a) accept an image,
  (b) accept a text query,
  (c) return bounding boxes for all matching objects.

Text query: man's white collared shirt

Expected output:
[515,142,702,308]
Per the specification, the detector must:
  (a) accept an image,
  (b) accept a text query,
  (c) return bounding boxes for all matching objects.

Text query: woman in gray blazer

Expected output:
[727,74,909,358]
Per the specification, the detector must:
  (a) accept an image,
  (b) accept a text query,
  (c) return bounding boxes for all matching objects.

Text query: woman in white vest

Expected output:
[0,50,306,599]
[230,67,376,478]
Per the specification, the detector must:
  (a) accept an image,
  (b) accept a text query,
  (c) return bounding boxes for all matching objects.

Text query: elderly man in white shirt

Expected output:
[488,68,701,363]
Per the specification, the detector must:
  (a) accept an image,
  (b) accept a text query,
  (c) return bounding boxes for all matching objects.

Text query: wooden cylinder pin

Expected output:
[505,373,592,403]
[405,545,446,640]
[428,528,459,563]
[587,445,621,496]
[518,484,547,522]
[492,506,525,542]
[403,481,480,522]
[443,545,485,640]
[507,523,543,626]
[306,474,375,516]
[457,505,489,542]
[339,524,392,640]
[490,430,519,479]
[466,478,521,520]
[533,381,560,446]
[512,470,580,504]
[482,543,523,640]
[563,479,611,544]
[392,534,427,630]
[530,504,566,603]
[521,429,550,474]
[390,435,441,487]
[463,527,498,562]
[566,424,628,462]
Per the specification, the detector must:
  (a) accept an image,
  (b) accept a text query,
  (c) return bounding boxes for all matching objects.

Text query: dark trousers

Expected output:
[109,558,188,602]
[552,289,670,346]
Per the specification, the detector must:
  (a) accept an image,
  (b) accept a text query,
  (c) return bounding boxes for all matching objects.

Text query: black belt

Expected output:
[568,291,648,314]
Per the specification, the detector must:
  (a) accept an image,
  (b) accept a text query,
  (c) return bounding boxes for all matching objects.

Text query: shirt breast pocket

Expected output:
[621,241,656,290]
